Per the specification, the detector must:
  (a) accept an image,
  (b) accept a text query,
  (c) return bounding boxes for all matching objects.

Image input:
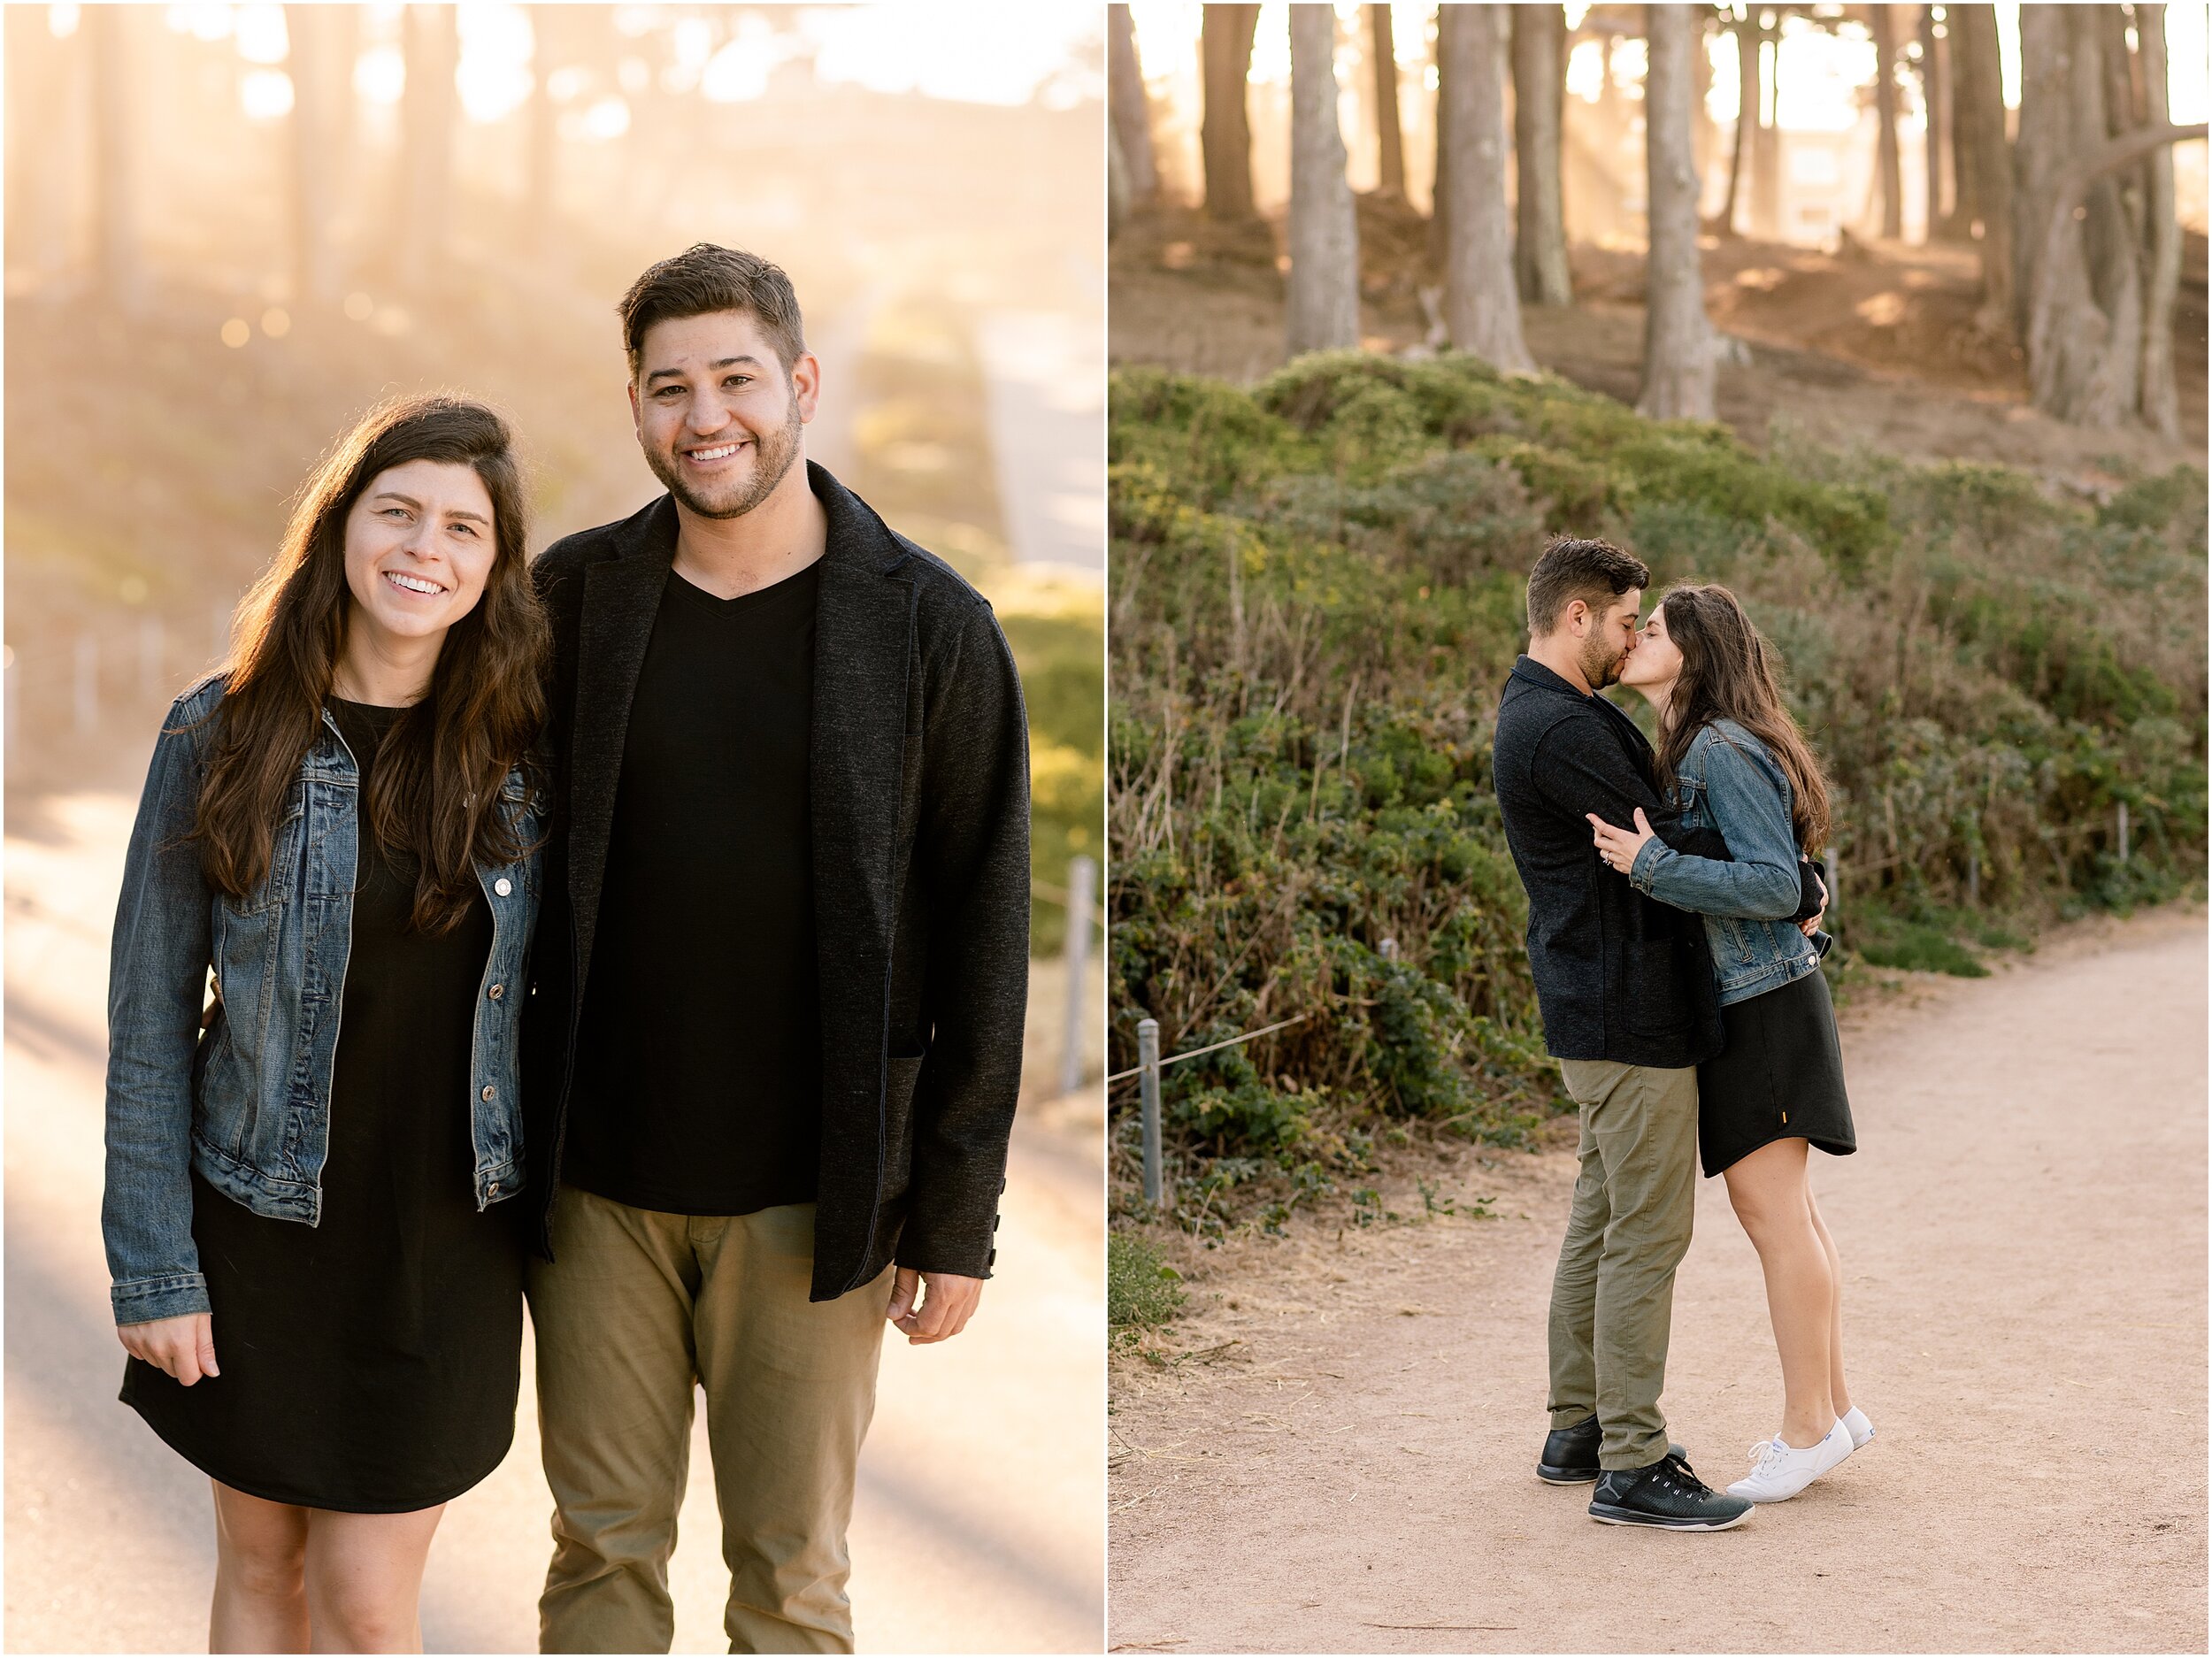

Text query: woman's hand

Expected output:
[1587,807,1658,875]
[118,1312,219,1386]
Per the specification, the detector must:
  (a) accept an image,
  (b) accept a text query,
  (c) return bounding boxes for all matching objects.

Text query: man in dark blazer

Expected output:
[1492,537,1818,1535]
[520,244,1029,1653]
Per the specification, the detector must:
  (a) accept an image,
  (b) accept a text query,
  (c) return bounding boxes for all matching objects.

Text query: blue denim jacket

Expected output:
[1626,718,1828,1006]
[102,676,542,1325]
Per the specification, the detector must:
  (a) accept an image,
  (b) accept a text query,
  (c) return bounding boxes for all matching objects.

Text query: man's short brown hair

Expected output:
[1525,536,1649,635]
[618,243,806,381]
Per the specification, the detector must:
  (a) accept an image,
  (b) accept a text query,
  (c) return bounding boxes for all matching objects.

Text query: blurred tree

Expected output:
[1918,4,1954,242]
[1439,4,1533,369]
[1870,4,1903,238]
[1428,7,1452,265]
[1286,4,1360,355]
[1713,3,1756,235]
[287,4,343,304]
[1110,114,1132,242]
[1370,4,1405,199]
[2137,2,2182,437]
[1949,1,2011,327]
[88,4,142,314]
[1201,4,1260,220]
[1109,4,1157,207]
[1511,4,1571,304]
[1749,8,1780,236]
[5,8,77,285]
[2019,3,2204,425]
[397,3,458,289]
[1639,3,1716,418]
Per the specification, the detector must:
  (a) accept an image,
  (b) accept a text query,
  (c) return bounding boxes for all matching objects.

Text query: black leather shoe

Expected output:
[1587,1451,1753,1531]
[1537,1416,1687,1485]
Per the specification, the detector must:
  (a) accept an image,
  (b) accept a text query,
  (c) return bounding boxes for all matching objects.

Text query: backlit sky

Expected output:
[121,3,1105,121]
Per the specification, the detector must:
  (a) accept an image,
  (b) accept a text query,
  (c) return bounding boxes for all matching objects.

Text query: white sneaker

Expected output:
[1725,1418,1853,1503]
[1840,1405,1874,1449]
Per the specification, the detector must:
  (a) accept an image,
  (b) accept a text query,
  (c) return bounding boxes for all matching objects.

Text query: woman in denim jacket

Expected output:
[1586,583,1865,1508]
[102,395,547,1648]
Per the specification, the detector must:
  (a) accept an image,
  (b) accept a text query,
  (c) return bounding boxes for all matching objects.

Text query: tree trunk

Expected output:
[1871,5,1903,239]
[1440,5,1535,370]
[286,4,342,304]
[1716,11,1756,235]
[5,8,77,284]
[1202,4,1261,221]
[1371,4,1405,199]
[1429,10,1453,266]
[88,4,142,313]
[2027,119,2206,425]
[1110,4,1158,205]
[1951,3,2011,332]
[2012,4,2072,342]
[1286,5,1363,356]
[2137,2,2182,438]
[1920,4,1951,240]
[2068,5,2140,418]
[1639,4,1716,419]
[1512,5,1572,305]
[1750,15,1781,237]
[397,3,457,289]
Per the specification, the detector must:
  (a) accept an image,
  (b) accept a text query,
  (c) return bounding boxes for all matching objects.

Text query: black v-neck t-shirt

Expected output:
[564,559,823,1216]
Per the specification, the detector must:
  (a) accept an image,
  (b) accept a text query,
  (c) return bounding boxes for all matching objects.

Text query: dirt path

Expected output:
[4,790,1103,1654]
[1108,910,2207,1654]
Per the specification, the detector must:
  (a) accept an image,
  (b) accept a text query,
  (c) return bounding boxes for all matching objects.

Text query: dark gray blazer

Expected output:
[523,462,1031,1300]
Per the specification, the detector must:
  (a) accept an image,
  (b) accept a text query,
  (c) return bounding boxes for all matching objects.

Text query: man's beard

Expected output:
[645,394,804,521]
[1580,633,1628,689]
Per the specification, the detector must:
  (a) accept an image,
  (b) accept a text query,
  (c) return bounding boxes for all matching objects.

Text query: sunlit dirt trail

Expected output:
[1108,910,2206,1654]
[5,790,1103,1654]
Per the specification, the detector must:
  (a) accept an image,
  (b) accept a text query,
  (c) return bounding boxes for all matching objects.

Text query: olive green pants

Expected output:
[526,1187,892,1654]
[1546,1059,1700,1470]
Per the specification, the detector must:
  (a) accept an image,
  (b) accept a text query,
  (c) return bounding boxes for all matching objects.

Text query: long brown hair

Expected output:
[195,395,548,933]
[1653,583,1832,853]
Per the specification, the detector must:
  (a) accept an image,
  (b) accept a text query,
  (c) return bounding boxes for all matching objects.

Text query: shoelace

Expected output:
[1745,1437,1792,1477]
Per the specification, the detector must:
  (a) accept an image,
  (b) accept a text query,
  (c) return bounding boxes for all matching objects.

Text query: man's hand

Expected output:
[886,1268,983,1345]
[1801,866,1828,937]
[118,1312,219,1385]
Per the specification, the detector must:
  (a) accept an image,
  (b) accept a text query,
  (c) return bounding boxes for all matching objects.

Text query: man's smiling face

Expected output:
[627,309,818,520]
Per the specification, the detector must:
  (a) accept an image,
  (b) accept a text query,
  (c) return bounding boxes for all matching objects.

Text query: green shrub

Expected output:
[1109,354,2207,1207]
[1107,1233,1187,1337]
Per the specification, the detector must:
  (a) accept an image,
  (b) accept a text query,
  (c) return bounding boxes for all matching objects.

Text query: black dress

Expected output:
[1695,965,1858,1179]
[121,698,525,1512]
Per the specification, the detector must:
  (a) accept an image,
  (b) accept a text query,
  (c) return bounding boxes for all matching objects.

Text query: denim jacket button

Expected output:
[488,983,504,1000]
[494,878,512,896]
[480,1085,495,1101]
[488,1181,500,1196]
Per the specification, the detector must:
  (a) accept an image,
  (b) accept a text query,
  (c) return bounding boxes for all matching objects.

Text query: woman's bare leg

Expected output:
[1722,1136,1836,1447]
[301,1504,447,1654]
[1807,1183,1852,1416]
[211,1482,311,1654]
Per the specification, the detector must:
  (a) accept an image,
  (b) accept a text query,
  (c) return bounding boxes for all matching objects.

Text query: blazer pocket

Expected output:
[1622,940,1692,1040]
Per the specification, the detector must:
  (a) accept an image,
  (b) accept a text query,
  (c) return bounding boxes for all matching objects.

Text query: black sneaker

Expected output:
[1588,1450,1753,1531]
[1537,1416,1687,1485]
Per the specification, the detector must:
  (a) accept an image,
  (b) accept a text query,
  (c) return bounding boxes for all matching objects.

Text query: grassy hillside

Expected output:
[1109,351,2205,1227]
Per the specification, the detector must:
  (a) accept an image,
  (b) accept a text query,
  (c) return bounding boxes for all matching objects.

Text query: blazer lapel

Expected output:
[567,504,674,982]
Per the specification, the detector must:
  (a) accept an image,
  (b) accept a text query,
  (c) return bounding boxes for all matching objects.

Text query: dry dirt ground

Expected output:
[1110,204,2208,490]
[1107,907,2207,1654]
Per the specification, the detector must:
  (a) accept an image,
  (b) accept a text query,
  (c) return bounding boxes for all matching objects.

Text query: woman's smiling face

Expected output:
[340,458,499,653]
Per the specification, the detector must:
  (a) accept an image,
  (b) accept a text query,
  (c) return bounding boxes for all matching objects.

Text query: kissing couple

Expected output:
[1493,536,1865,1531]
